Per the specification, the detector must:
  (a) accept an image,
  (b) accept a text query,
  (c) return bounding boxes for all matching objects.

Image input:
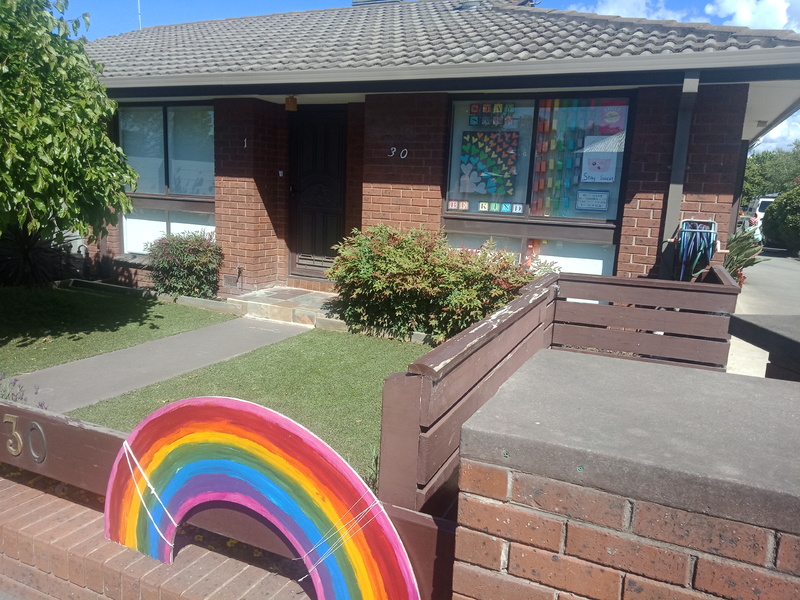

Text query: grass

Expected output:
[68,329,430,480]
[0,286,235,376]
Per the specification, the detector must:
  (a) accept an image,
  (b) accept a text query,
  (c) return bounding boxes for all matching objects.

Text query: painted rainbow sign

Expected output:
[104,396,419,600]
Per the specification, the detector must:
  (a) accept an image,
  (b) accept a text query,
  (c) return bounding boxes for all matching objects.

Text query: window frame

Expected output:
[443,90,636,243]
[117,101,216,254]
[118,101,216,203]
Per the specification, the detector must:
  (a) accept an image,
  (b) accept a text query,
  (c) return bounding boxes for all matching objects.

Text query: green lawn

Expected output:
[69,329,430,481]
[0,286,234,376]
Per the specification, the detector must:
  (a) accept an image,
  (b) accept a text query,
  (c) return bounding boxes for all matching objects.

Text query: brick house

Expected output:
[85,0,800,293]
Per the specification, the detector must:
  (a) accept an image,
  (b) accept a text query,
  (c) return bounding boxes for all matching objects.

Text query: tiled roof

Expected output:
[87,0,800,84]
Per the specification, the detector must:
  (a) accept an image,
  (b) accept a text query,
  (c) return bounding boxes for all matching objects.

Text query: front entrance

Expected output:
[289,108,347,278]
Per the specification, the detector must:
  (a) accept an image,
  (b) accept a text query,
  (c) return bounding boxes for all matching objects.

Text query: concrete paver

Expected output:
[15,318,308,414]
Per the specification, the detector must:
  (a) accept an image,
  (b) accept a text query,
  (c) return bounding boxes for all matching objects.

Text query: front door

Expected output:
[289,108,347,278]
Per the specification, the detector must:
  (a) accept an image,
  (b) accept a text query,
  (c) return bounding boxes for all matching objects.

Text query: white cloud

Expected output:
[753,110,800,152]
[704,0,800,30]
[567,0,700,22]
[567,0,800,29]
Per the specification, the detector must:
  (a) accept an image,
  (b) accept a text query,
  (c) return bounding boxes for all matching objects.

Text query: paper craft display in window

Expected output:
[530,98,628,219]
[459,131,519,196]
[580,135,624,183]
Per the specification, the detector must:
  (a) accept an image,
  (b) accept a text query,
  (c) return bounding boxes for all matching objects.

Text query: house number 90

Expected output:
[388,147,409,159]
[3,415,47,464]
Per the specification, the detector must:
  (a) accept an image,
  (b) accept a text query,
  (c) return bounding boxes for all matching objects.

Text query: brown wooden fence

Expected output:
[552,267,740,370]
[377,266,740,516]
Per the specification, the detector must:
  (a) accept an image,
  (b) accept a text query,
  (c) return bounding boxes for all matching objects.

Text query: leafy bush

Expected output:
[762,187,800,253]
[723,227,766,287]
[146,232,223,299]
[0,223,74,286]
[327,225,558,343]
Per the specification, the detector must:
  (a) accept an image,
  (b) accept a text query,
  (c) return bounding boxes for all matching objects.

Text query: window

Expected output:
[118,105,215,253]
[119,105,215,197]
[122,209,215,254]
[446,97,630,221]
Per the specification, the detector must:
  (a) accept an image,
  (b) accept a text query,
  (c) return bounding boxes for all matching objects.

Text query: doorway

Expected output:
[289,108,347,278]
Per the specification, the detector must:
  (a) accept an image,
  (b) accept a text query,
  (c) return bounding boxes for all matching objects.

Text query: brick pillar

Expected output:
[215,98,289,295]
[682,83,749,249]
[362,93,449,230]
[618,87,680,277]
[345,103,365,236]
[618,84,748,279]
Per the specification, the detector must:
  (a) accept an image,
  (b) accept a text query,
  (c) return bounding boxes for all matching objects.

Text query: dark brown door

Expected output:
[289,108,347,278]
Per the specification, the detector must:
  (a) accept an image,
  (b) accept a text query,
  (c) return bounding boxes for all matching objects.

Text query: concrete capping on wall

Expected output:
[461,349,800,536]
[456,349,800,599]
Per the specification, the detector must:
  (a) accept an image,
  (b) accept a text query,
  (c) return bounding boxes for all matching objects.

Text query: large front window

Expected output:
[118,105,215,253]
[446,97,629,220]
[445,95,631,275]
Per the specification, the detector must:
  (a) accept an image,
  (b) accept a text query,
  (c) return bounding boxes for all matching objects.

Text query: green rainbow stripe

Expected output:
[104,397,418,599]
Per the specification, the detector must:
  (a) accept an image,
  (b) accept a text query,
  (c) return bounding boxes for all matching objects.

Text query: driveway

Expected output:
[727,248,800,376]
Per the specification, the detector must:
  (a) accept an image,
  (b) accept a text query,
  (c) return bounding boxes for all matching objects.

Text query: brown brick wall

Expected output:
[214,98,289,295]
[618,84,747,278]
[0,476,306,600]
[454,459,800,600]
[362,93,449,230]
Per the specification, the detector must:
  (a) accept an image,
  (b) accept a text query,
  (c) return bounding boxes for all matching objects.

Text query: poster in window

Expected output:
[459,131,519,196]
[580,134,624,183]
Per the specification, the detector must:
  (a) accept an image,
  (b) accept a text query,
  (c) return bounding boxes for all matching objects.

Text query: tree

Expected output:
[762,187,800,254]
[0,0,136,241]
[741,141,800,209]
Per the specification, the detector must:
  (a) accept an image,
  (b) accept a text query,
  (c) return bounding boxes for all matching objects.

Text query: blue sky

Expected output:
[64,0,800,151]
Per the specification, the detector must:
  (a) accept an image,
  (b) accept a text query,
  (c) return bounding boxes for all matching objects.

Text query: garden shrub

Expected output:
[0,223,74,286]
[147,232,223,299]
[762,187,800,253]
[723,227,766,287]
[327,225,558,343]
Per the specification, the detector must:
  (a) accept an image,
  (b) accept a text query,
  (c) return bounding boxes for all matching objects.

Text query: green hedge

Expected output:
[146,232,223,299]
[327,225,558,343]
[762,187,800,253]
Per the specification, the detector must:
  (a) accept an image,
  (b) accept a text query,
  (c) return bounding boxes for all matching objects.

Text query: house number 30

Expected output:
[3,415,46,464]
[387,147,409,159]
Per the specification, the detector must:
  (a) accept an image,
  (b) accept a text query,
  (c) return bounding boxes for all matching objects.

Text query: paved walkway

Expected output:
[727,249,800,376]
[15,318,308,414]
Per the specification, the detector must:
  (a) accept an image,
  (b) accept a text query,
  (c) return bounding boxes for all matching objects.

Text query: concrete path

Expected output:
[15,318,308,414]
[727,249,800,377]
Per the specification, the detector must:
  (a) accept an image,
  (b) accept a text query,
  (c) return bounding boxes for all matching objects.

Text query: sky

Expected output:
[63,0,800,152]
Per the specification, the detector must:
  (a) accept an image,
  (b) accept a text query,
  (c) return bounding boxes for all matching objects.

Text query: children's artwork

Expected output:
[104,397,419,600]
[459,131,519,196]
[580,134,624,183]
[598,104,628,135]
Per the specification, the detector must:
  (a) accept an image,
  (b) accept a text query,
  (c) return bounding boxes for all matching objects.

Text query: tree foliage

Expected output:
[0,0,136,241]
[742,140,800,208]
[762,187,800,254]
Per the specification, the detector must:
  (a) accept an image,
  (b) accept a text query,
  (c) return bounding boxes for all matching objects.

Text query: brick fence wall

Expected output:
[454,461,800,600]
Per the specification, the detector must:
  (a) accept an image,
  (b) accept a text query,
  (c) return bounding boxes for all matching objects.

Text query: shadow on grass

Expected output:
[0,285,165,349]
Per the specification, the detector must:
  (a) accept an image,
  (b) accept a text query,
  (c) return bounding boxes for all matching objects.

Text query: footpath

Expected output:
[14,318,308,414]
